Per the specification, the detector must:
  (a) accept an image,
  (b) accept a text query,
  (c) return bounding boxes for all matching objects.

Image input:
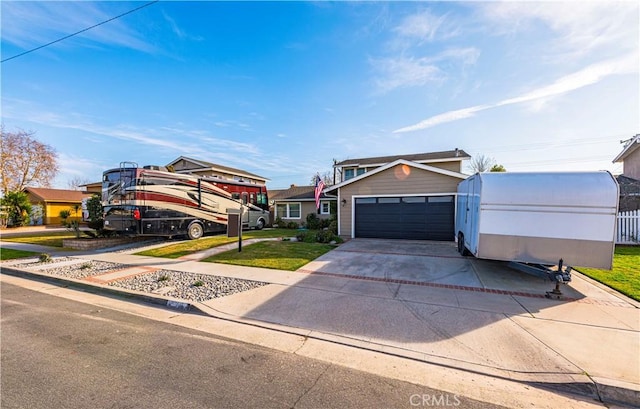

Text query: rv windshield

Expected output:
[102,169,136,204]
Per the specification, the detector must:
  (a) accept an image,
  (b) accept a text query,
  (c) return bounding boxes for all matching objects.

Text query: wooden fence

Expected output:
[617,210,640,245]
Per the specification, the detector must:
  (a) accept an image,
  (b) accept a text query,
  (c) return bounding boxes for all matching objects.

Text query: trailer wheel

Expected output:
[457,232,470,256]
[187,222,204,240]
[255,218,265,230]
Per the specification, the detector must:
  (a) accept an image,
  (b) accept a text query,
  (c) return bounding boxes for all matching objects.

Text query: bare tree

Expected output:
[467,154,495,173]
[1,126,59,194]
[67,177,92,191]
[309,171,333,186]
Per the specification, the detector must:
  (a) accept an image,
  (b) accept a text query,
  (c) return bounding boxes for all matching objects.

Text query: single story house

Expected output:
[613,135,640,211]
[24,187,93,225]
[269,185,336,226]
[324,149,470,241]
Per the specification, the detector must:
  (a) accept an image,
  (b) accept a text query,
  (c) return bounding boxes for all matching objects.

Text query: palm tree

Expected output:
[0,191,32,226]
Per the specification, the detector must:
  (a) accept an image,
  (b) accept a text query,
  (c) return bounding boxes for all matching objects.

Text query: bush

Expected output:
[295,229,342,244]
[306,213,321,230]
[286,221,299,229]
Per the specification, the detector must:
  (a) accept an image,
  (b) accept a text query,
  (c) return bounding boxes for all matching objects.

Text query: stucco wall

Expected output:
[337,165,463,238]
[44,202,83,225]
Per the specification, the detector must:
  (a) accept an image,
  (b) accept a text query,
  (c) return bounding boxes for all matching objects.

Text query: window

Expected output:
[378,197,400,203]
[320,201,330,215]
[403,197,426,203]
[343,167,366,181]
[276,203,301,219]
[344,168,355,180]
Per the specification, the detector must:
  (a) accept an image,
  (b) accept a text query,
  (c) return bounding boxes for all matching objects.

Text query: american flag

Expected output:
[314,174,325,210]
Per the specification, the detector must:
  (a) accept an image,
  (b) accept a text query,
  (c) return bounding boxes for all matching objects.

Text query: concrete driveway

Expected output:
[300,238,582,297]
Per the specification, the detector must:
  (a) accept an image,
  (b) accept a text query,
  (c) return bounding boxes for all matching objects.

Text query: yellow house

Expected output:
[23,187,93,225]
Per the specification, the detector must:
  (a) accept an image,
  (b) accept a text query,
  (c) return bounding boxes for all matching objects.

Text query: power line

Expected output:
[1,0,159,63]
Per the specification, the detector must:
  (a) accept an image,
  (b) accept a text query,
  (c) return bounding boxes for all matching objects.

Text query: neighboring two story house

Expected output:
[324,149,470,241]
[166,156,268,185]
[613,134,640,211]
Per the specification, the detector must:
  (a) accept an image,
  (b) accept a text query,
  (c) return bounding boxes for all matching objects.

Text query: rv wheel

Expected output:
[256,218,265,230]
[457,232,470,256]
[188,222,204,240]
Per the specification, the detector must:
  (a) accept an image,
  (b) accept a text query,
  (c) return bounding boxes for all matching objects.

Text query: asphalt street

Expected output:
[1,282,506,409]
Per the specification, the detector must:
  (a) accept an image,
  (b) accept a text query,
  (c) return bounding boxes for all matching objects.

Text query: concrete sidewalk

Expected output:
[1,238,638,408]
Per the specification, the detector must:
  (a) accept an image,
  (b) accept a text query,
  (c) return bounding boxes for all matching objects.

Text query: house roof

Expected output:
[613,134,640,163]
[334,149,470,168]
[166,156,269,182]
[24,187,92,202]
[270,185,335,202]
[325,159,468,194]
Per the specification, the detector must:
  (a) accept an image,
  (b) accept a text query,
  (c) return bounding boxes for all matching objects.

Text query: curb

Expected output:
[0,266,204,315]
[1,266,638,408]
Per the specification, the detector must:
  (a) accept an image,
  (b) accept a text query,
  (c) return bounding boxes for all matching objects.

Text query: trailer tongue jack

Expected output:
[507,258,572,299]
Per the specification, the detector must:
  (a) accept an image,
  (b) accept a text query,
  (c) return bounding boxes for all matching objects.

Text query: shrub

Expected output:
[39,253,52,263]
[286,221,298,229]
[306,213,321,230]
[328,219,338,235]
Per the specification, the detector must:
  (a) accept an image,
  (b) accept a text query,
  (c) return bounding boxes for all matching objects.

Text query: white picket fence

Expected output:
[617,210,640,244]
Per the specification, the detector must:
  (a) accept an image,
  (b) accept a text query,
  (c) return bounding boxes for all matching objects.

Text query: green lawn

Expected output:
[0,248,39,260]
[576,246,640,301]
[1,232,76,248]
[202,241,335,271]
[134,228,298,258]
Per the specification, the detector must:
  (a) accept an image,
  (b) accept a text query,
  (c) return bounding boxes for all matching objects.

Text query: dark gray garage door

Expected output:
[355,196,454,241]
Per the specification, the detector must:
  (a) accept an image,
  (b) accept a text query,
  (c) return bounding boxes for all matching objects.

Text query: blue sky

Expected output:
[1,1,638,189]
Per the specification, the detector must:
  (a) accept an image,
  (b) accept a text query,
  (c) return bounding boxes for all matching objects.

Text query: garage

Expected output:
[354,195,455,241]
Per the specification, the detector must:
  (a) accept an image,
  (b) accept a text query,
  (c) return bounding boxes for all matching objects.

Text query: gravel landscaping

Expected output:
[20,259,129,280]
[109,270,268,302]
[8,256,268,303]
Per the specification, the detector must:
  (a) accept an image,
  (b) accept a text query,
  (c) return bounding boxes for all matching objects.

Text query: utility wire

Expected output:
[1,0,159,63]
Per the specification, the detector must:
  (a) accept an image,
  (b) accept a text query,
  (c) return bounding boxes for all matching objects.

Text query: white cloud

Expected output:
[393,10,454,43]
[371,47,479,93]
[496,55,638,107]
[393,104,491,133]
[371,56,444,93]
[371,5,477,94]
[478,1,638,57]
[393,54,637,133]
[1,2,158,56]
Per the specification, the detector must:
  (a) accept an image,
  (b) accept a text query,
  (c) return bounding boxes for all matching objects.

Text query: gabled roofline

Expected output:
[613,134,640,163]
[336,157,467,169]
[333,149,470,168]
[324,159,468,194]
[166,156,269,182]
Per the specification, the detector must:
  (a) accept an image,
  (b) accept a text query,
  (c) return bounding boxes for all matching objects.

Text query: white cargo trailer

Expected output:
[455,171,619,271]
